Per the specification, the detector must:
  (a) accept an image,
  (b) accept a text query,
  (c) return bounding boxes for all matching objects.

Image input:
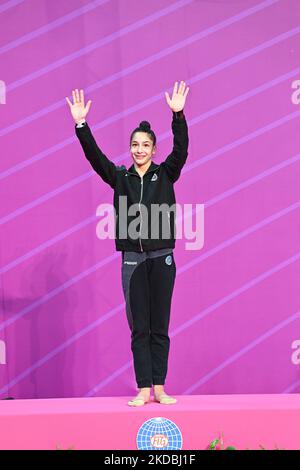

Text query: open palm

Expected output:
[165,81,189,112]
[66,89,92,123]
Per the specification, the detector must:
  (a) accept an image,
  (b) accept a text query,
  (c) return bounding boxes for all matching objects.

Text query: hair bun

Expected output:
[139,120,151,131]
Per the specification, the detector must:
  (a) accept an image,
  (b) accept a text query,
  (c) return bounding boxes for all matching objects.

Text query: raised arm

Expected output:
[66,89,117,189]
[163,81,190,183]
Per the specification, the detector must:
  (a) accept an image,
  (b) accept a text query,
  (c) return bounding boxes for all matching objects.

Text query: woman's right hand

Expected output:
[66,89,92,124]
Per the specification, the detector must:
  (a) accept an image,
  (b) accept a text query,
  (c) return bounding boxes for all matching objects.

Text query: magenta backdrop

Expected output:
[1,0,300,399]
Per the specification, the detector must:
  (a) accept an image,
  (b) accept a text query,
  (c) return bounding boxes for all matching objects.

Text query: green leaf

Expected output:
[208,439,219,450]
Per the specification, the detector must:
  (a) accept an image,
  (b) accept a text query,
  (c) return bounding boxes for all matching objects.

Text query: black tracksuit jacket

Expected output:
[75,110,189,252]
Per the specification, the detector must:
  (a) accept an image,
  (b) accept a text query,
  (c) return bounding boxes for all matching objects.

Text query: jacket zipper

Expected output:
[126,166,158,252]
[138,176,144,252]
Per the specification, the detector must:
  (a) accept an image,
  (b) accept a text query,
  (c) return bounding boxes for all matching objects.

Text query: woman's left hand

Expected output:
[165,81,189,112]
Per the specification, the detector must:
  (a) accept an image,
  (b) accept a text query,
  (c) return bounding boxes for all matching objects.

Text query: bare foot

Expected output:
[128,388,151,407]
[154,386,177,404]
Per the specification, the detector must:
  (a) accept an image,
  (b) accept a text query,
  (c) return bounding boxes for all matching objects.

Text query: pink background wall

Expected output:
[1,0,300,399]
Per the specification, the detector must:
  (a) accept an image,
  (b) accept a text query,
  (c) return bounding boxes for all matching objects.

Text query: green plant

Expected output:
[208,433,285,450]
[208,433,236,450]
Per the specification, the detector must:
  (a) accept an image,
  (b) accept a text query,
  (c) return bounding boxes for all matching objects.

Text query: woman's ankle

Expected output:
[153,385,165,394]
[138,387,151,397]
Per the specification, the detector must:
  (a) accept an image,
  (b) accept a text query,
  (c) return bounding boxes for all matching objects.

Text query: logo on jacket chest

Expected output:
[124,173,158,181]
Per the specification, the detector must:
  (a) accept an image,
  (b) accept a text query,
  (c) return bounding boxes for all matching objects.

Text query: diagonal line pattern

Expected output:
[0,215,97,274]
[0,0,292,396]
[0,252,119,332]
[183,308,300,394]
[0,0,24,14]
[182,108,300,174]
[0,168,94,223]
[6,0,194,91]
[2,30,300,177]
[2,149,300,276]
[176,200,300,277]
[0,0,110,55]
[2,192,299,333]
[2,227,299,397]
[1,0,280,137]
[0,303,125,396]
[1,57,300,278]
[84,246,300,395]
[1,102,300,226]
[86,250,300,396]
[183,66,300,142]
[175,250,300,336]
[1,63,298,352]
[1,194,299,396]
[86,306,300,397]
[283,380,300,393]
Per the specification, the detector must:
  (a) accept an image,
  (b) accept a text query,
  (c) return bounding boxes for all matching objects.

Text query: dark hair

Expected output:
[130,120,156,147]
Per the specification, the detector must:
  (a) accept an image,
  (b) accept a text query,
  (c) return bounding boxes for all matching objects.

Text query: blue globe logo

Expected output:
[136,417,183,450]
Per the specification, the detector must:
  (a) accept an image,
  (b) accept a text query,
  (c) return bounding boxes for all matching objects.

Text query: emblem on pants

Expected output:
[165,255,172,266]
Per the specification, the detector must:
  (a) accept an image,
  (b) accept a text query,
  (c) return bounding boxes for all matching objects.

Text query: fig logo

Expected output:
[136,417,182,450]
[0,80,6,104]
[0,340,6,364]
[150,434,169,448]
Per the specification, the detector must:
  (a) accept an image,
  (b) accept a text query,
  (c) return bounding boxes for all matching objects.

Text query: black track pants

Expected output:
[121,248,176,388]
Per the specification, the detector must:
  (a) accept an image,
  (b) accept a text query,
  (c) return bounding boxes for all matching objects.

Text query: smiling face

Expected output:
[130,131,156,168]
